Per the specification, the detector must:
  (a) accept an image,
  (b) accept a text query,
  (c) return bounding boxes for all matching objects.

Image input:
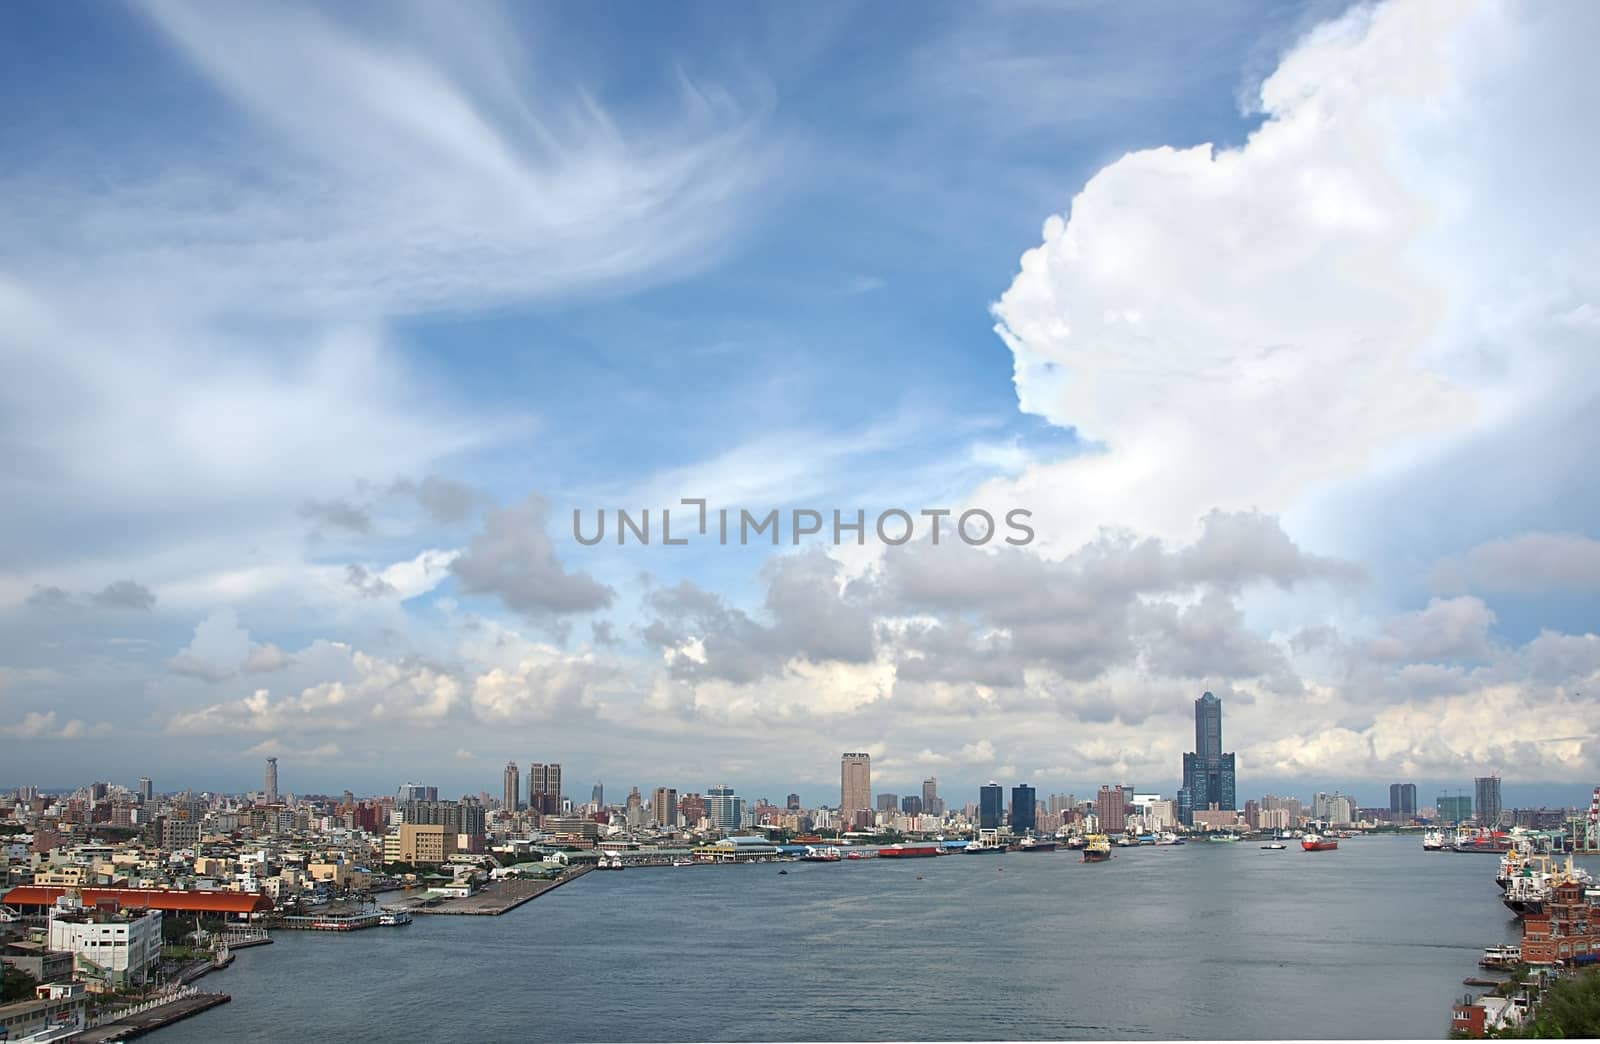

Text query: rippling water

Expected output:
[161,836,1549,1041]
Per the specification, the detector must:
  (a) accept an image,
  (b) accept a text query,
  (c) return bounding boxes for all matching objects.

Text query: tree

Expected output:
[1495,968,1600,1038]
[2,964,39,1003]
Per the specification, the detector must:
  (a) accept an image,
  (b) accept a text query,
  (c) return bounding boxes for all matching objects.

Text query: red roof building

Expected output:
[2,886,272,918]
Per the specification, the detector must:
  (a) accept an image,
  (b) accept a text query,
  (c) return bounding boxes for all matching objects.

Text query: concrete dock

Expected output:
[75,992,230,1042]
[387,866,592,915]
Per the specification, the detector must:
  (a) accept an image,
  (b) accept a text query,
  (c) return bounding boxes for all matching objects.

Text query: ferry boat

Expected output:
[964,840,1005,854]
[1301,833,1338,851]
[597,854,624,870]
[1261,842,1287,850]
[1064,835,1088,850]
[1206,833,1241,843]
[1082,835,1112,863]
[878,844,941,858]
[671,859,694,867]
[1422,830,1445,851]
[1154,832,1184,846]
[378,911,412,927]
[1479,944,1522,969]
[1014,837,1058,852]
[802,846,843,862]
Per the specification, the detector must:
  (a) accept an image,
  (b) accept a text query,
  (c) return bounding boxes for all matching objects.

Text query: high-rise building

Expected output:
[921,777,942,817]
[137,777,153,804]
[786,793,801,810]
[591,783,604,807]
[1438,795,1472,822]
[1096,785,1126,834]
[901,795,923,816]
[979,782,1004,830]
[397,782,437,803]
[264,757,279,804]
[653,787,679,828]
[1010,784,1037,834]
[708,784,741,832]
[529,763,563,816]
[841,753,872,829]
[1389,782,1418,818]
[1177,692,1237,824]
[876,793,899,813]
[503,761,520,813]
[679,792,707,825]
[1474,775,1503,826]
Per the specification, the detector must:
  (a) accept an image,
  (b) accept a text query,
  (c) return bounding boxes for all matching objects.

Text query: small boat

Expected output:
[1301,833,1338,852]
[964,840,1005,854]
[1064,836,1088,850]
[1422,830,1445,851]
[671,860,693,867]
[1082,835,1112,863]
[915,875,924,881]
[777,869,788,875]
[378,911,412,926]
[1479,944,1522,969]
[1154,832,1184,846]
[1206,833,1241,843]
[1261,842,1286,850]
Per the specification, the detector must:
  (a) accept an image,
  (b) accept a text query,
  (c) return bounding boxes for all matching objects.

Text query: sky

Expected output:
[2,0,1598,809]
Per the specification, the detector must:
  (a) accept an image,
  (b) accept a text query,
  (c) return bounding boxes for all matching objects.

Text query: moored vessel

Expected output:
[879,843,940,858]
[1301,833,1338,851]
[1014,836,1058,852]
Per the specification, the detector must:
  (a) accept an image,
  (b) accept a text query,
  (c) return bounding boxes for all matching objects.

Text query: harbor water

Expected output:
[160,835,1546,1041]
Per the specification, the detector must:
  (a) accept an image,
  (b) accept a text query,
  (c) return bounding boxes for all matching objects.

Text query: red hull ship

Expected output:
[878,844,940,858]
[1301,833,1338,851]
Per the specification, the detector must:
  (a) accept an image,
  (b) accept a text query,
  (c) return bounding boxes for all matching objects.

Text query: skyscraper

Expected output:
[786,793,801,810]
[841,753,871,829]
[708,784,741,832]
[1096,785,1126,833]
[529,763,562,816]
[264,757,278,804]
[901,795,923,815]
[1389,782,1418,818]
[1474,775,1503,826]
[653,787,679,828]
[137,777,153,804]
[922,777,941,817]
[503,761,520,813]
[1438,794,1472,822]
[876,793,899,812]
[592,782,604,807]
[1177,692,1237,825]
[1010,784,1037,834]
[979,782,1004,830]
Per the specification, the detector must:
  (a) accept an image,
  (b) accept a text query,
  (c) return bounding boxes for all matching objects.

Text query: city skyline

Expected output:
[3,0,1599,798]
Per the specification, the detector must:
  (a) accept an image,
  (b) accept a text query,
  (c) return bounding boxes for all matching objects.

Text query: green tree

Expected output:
[1495,968,1600,1038]
[2,964,39,1002]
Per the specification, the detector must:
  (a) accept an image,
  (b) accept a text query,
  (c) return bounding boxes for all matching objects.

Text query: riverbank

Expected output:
[76,990,229,1043]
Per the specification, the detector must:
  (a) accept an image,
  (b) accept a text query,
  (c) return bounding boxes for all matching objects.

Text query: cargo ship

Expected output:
[1301,833,1338,851]
[802,846,842,862]
[878,844,940,858]
[1082,835,1112,863]
[964,839,1005,854]
[1014,837,1058,852]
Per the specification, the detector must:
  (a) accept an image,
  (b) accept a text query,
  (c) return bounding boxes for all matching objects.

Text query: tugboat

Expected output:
[1301,833,1338,852]
[1082,835,1112,863]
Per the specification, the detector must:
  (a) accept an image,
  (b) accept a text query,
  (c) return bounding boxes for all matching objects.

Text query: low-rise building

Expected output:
[46,897,162,992]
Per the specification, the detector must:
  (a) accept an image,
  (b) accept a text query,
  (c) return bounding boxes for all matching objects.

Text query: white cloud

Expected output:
[986,0,1598,557]
[1430,532,1600,594]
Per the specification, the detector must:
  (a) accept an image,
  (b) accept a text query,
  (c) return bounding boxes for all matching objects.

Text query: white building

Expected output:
[46,897,162,992]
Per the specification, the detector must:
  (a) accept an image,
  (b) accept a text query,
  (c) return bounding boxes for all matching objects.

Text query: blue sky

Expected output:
[2,0,1598,808]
